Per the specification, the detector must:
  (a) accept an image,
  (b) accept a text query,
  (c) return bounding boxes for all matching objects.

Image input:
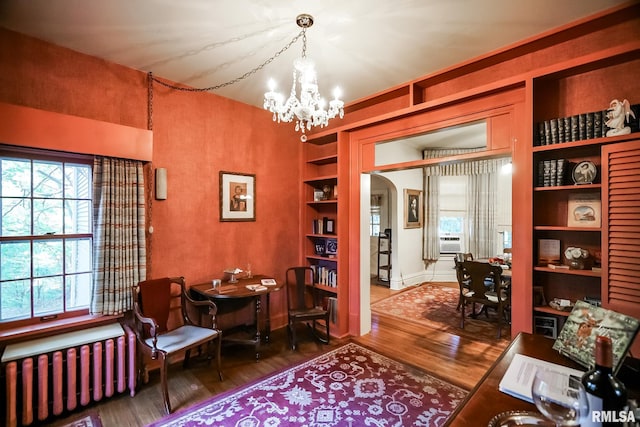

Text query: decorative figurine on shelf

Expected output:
[605,98,636,137]
[564,247,590,270]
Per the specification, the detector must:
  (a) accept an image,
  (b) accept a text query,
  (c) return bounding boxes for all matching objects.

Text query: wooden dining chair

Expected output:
[131,277,223,414]
[454,253,474,310]
[285,267,330,350]
[459,261,511,338]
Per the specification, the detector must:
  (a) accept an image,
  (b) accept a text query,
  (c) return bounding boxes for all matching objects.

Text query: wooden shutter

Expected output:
[601,139,640,319]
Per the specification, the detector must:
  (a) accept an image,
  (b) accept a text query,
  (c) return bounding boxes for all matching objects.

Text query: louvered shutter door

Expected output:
[601,139,640,321]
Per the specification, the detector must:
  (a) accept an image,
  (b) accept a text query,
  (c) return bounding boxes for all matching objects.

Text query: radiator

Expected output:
[2,323,136,427]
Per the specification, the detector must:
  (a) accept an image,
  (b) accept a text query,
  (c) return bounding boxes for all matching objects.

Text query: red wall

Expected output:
[0,28,301,326]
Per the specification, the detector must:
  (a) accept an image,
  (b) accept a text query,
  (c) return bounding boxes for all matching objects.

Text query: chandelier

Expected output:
[263,14,344,142]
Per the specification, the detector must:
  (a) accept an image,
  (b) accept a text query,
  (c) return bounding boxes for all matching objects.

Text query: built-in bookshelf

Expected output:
[530,47,640,338]
[302,133,348,337]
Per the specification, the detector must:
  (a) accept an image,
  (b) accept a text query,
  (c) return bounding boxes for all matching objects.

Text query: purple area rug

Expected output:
[147,342,467,427]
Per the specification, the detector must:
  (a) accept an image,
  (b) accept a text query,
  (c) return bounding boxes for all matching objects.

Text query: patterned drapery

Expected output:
[91,157,146,315]
[422,149,509,261]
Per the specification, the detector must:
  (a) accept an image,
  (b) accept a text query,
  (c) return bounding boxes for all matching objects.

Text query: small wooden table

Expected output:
[445,332,639,426]
[190,275,283,361]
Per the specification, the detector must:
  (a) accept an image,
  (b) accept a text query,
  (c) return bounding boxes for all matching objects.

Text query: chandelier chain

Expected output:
[147,72,154,130]
[301,28,307,59]
[151,29,305,93]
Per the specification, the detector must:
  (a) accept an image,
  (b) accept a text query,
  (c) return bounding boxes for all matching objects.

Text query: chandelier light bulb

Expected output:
[263,13,344,140]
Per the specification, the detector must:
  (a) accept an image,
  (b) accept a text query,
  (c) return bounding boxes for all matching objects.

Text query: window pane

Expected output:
[65,238,92,273]
[65,164,92,199]
[33,161,63,198]
[0,279,31,320]
[1,158,31,197]
[33,276,63,315]
[33,199,63,235]
[33,239,63,277]
[1,241,31,280]
[65,273,91,309]
[65,199,91,233]
[2,198,31,236]
[439,217,464,234]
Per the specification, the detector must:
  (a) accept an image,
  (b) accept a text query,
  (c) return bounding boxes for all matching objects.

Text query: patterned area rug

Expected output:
[371,283,511,341]
[60,411,103,427]
[148,342,466,427]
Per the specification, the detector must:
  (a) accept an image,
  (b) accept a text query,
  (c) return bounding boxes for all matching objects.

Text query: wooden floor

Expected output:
[44,283,509,427]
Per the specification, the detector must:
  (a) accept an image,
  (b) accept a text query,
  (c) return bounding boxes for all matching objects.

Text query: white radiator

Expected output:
[1,323,136,427]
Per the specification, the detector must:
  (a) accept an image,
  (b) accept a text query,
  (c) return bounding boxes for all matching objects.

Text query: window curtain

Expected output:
[423,175,440,262]
[91,157,147,315]
[466,171,497,258]
[422,149,509,261]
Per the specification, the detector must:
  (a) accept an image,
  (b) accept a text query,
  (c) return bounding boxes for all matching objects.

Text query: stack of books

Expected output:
[534,103,640,146]
[537,158,568,187]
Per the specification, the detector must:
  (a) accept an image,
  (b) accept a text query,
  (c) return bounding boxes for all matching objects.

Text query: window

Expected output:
[439,216,464,235]
[1,149,93,326]
[370,194,382,236]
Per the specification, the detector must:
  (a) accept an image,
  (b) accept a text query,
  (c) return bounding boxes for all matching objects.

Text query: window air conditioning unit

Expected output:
[439,235,462,253]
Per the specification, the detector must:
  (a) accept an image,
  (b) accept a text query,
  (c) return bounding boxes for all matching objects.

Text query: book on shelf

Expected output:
[552,300,640,373]
[550,118,558,144]
[499,353,585,403]
[547,263,569,270]
[327,296,338,324]
[562,117,571,143]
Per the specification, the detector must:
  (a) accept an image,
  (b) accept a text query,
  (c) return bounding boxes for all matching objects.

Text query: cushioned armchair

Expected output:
[131,276,223,414]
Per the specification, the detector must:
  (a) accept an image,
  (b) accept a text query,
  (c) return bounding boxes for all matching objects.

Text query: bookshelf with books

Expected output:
[530,46,640,335]
[302,131,349,338]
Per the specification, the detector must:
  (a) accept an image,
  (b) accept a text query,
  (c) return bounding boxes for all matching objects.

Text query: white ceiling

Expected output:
[0,0,628,109]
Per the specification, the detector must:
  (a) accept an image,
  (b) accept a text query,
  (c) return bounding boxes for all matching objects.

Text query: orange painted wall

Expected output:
[0,28,301,328]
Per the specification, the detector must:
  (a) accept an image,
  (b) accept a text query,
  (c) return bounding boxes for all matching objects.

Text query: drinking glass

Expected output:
[531,368,589,426]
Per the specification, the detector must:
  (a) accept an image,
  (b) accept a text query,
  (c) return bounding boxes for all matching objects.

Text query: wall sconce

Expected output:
[155,168,167,200]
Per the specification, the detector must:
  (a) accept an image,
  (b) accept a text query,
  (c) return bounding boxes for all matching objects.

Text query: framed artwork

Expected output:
[403,189,423,229]
[325,238,338,256]
[537,238,561,265]
[571,160,597,184]
[567,193,600,228]
[219,171,255,222]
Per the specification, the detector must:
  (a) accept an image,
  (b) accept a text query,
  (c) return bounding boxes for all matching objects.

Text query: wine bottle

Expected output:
[581,335,628,426]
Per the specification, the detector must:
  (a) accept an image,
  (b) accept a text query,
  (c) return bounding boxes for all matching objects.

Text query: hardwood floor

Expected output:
[44,283,509,427]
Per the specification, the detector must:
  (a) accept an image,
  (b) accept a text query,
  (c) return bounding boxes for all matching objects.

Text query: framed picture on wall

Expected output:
[403,189,423,229]
[220,171,256,221]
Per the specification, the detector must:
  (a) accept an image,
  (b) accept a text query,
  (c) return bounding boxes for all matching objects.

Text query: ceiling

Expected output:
[0,1,629,110]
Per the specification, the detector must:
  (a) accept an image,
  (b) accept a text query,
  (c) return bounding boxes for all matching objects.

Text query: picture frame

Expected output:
[537,238,561,265]
[325,238,338,256]
[571,160,597,184]
[219,171,255,222]
[403,189,423,229]
[567,193,601,228]
[323,217,335,234]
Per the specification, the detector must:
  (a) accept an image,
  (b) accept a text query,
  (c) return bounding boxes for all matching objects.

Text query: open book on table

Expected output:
[552,300,640,374]
[499,353,585,403]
